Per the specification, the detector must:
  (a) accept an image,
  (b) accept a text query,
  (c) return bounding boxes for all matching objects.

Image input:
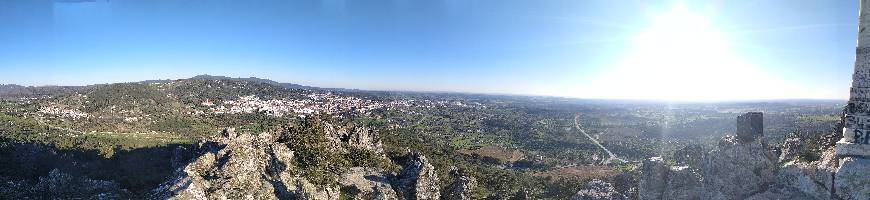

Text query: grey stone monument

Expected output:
[833,1,870,199]
[736,112,763,143]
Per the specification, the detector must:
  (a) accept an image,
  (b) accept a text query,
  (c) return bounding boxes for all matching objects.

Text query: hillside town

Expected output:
[200,92,386,117]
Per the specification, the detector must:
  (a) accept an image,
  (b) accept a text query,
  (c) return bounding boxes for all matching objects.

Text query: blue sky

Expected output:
[0,0,859,100]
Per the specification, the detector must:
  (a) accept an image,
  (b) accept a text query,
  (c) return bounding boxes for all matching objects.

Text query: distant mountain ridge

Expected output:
[0,84,81,99]
[0,75,329,99]
[188,75,315,90]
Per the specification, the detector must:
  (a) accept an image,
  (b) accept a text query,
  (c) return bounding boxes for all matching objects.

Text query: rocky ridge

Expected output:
[149,117,473,200]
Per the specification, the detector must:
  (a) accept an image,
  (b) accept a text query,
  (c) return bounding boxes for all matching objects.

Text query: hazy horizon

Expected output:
[0,0,860,101]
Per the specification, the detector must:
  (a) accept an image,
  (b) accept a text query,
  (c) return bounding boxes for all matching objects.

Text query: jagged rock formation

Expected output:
[640,113,776,200]
[150,130,340,199]
[673,144,704,168]
[638,157,702,200]
[702,135,777,199]
[323,124,385,154]
[395,152,441,200]
[779,133,804,161]
[150,117,447,200]
[444,166,477,200]
[638,157,669,200]
[757,150,837,200]
[339,167,399,200]
[571,179,627,200]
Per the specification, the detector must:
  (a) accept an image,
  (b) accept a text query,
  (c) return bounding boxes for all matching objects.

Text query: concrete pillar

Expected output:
[833,1,870,199]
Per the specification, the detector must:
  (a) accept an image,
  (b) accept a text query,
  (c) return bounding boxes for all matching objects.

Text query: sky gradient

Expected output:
[0,0,860,100]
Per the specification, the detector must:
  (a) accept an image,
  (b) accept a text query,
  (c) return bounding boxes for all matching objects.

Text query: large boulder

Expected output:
[638,157,702,200]
[395,152,440,200]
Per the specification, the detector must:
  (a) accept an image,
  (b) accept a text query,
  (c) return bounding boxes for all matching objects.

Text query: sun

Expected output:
[582,3,795,101]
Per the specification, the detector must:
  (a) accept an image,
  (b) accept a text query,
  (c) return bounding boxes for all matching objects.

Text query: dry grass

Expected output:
[459,145,525,163]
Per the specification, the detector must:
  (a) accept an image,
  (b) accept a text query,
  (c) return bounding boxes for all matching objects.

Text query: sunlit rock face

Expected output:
[639,113,775,200]
[571,179,627,200]
[445,167,477,200]
[833,1,870,199]
[150,130,340,200]
[701,134,777,200]
[339,167,399,200]
[638,157,669,200]
[638,157,703,200]
[395,152,440,200]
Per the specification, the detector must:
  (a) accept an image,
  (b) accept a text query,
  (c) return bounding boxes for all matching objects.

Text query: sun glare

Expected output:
[583,4,796,101]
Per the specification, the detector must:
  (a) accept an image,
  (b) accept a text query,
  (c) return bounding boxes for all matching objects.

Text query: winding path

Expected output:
[574,115,626,164]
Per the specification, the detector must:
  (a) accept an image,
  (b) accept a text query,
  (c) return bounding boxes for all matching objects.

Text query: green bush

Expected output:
[283,116,349,186]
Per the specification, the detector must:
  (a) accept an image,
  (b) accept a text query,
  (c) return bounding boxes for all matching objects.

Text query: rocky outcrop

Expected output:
[673,144,704,167]
[150,118,446,200]
[663,166,702,200]
[779,133,805,161]
[759,160,833,199]
[444,166,477,200]
[640,113,777,200]
[320,122,385,155]
[150,130,339,200]
[638,157,702,200]
[747,148,840,199]
[395,152,440,200]
[571,179,627,200]
[339,167,399,200]
[701,135,777,200]
[638,157,668,200]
